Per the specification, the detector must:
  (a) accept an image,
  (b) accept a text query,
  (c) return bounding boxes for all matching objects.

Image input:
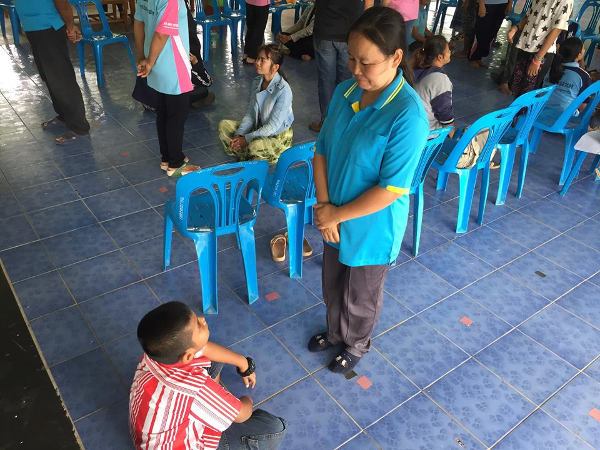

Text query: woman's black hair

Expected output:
[258,43,288,81]
[348,6,414,86]
[549,37,584,83]
[413,35,449,69]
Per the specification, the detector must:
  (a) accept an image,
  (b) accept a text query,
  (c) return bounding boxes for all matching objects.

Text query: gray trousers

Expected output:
[322,244,389,357]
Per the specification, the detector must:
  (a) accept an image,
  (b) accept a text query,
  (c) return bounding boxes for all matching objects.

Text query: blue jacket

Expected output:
[236,73,294,141]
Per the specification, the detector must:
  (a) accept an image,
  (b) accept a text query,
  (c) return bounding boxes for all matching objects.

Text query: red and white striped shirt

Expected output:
[129,354,242,450]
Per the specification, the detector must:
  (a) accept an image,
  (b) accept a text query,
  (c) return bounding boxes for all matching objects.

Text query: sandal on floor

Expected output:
[308,333,337,352]
[41,116,64,130]
[55,131,85,145]
[161,156,189,171]
[270,233,287,262]
[284,232,313,257]
[328,350,361,374]
[166,162,200,177]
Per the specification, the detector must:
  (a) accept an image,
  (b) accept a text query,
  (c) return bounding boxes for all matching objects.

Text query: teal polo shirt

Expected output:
[316,72,428,267]
[14,0,64,32]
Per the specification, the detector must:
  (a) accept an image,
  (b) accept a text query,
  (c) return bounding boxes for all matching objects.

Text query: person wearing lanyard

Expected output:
[309,6,429,374]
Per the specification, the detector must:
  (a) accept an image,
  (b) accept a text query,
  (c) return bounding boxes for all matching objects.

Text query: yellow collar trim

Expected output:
[381,77,405,108]
[343,82,359,98]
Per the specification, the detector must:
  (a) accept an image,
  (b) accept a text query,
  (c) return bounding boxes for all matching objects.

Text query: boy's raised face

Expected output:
[179,312,210,363]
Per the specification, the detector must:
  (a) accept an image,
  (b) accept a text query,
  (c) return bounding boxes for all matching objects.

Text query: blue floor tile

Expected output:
[426,360,534,447]
[535,235,600,279]
[501,252,583,300]
[116,158,164,185]
[520,305,600,369]
[0,240,54,282]
[134,177,177,207]
[543,373,600,448]
[586,359,600,383]
[28,200,96,239]
[0,214,37,250]
[51,348,128,421]
[98,141,155,166]
[487,211,559,249]
[75,401,133,450]
[373,292,413,337]
[367,394,484,450]
[260,377,360,450]
[84,186,150,221]
[339,432,380,450]
[476,330,577,404]
[144,262,203,308]
[219,330,307,404]
[297,253,323,299]
[315,349,417,428]
[102,208,163,248]
[565,218,600,252]
[0,190,23,219]
[14,179,78,212]
[60,251,141,302]
[13,271,75,320]
[80,282,160,343]
[558,282,600,329]
[56,153,112,177]
[384,260,456,314]
[454,226,529,268]
[417,242,494,289]
[495,410,591,450]
[419,292,511,354]
[30,305,98,366]
[463,271,549,326]
[68,167,130,198]
[42,223,117,268]
[103,332,142,384]
[2,161,64,190]
[123,233,196,278]
[519,198,588,232]
[548,182,600,218]
[374,317,469,388]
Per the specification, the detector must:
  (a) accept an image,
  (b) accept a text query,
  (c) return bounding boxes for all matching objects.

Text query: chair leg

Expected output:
[238,222,259,304]
[560,151,588,197]
[440,7,447,33]
[456,169,478,234]
[163,215,174,270]
[412,185,424,257]
[436,169,449,191]
[0,10,6,37]
[195,233,219,314]
[529,127,543,155]
[495,143,516,205]
[9,8,19,45]
[229,22,238,54]
[477,165,491,225]
[285,204,305,279]
[77,42,86,77]
[93,44,105,87]
[202,24,211,63]
[124,41,137,73]
[585,40,596,67]
[559,131,576,186]
[517,141,531,198]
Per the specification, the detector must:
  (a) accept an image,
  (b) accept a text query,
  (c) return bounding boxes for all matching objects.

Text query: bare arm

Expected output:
[535,28,562,61]
[203,342,256,388]
[233,396,253,423]
[364,0,374,9]
[313,153,340,243]
[134,19,145,62]
[147,32,169,67]
[54,0,75,29]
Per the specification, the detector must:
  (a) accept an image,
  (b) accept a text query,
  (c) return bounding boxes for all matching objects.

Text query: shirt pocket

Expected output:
[348,128,388,173]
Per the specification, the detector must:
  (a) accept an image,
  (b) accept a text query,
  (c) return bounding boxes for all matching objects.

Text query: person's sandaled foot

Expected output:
[270,233,287,262]
[41,116,64,130]
[161,156,189,171]
[166,162,200,177]
[328,350,361,374]
[308,333,337,352]
[55,131,86,145]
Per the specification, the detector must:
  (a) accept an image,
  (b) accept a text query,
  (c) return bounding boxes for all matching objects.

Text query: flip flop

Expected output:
[284,232,313,257]
[270,234,286,262]
[55,131,85,145]
[161,156,189,171]
[41,116,64,130]
[166,162,200,177]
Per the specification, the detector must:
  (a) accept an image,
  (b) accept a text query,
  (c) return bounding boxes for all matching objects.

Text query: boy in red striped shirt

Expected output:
[129,301,286,450]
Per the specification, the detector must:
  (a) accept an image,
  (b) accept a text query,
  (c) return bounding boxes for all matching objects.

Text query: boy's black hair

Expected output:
[550,37,584,83]
[137,301,195,365]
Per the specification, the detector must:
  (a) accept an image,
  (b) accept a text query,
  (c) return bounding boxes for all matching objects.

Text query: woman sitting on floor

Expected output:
[277,1,315,61]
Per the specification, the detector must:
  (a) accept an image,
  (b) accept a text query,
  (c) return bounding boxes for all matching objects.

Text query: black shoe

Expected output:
[328,350,361,374]
[191,92,216,109]
[307,333,336,352]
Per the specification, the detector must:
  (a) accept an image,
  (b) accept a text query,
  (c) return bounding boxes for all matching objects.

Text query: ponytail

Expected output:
[414,35,448,69]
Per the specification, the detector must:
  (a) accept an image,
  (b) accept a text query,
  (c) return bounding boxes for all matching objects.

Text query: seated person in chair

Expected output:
[277,1,315,61]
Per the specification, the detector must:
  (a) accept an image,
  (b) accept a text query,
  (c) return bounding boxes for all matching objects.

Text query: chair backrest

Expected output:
[446,105,522,169]
[223,0,245,15]
[264,142,316,206]
[69,0,113,39]
[510,0,532,16]
[509,85,556,145]
[175,161,269,232]
[411,127,453,191]
[576,0,600,34]
[194,0,219,21]
[547,80,600,131]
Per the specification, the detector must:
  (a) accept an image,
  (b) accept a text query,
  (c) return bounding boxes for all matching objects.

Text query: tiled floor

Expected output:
[1,8,600,450]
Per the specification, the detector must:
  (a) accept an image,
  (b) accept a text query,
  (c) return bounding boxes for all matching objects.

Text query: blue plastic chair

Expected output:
[293,0,311,23]
[575,0,600,66]
[433,105,522,233]
[506,0,532,24]
[494,85,556,205]
[69,0,136,87]
[559,149,600,196]
[432,0,457,34]
[163,161,269,314]
[270,0,296,35]
[194,0,236,63]
[262,142,316,279]
[221,0,246,47]
[0,0,20,46]
[410,127,452,256]
[526,81,600,190]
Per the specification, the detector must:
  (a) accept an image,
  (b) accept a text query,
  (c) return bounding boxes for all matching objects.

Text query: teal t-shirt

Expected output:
[316,72,429,267]
[14,0,64,32]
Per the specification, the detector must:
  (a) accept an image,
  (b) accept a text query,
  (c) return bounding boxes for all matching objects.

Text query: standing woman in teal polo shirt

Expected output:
[14,0,90,144]
[308,6,429,374]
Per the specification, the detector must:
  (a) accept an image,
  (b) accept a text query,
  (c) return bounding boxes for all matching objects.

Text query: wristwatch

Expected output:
[533,54,544,63]
[237,356,256,377]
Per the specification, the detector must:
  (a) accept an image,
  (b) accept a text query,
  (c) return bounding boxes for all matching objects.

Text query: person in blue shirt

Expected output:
[308,6,429,374]
[218,44,294,164]
[14,0,90,144]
